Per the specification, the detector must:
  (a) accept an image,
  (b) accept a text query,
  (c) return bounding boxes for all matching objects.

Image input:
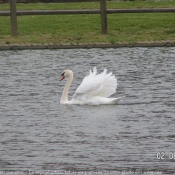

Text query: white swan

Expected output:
[60,67,124,105]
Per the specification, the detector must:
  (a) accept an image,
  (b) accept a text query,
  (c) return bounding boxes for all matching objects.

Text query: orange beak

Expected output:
[60,75,65,81]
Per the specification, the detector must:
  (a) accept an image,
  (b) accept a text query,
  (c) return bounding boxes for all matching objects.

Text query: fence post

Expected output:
[100,0,107,34]
[10,0,18,36]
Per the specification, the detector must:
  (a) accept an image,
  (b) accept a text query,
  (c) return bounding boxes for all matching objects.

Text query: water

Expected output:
[0,48,175,175]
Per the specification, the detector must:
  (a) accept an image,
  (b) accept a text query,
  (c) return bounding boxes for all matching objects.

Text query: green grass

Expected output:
[0,1,175,45]
[1,1,175,11]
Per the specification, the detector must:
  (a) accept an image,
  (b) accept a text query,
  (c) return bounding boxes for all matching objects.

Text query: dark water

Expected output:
[0,48,175,175]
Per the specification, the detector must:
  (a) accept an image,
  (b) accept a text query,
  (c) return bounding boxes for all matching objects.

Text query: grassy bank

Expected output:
[0,1,175,45]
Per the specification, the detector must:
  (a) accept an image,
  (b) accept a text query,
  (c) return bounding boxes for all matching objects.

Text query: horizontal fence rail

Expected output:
[107,8,175,13]
[1,8,175,16]
[1,10,100,16]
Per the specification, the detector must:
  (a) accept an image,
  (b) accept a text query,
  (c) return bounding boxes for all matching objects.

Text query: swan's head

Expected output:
[60,70,73,81]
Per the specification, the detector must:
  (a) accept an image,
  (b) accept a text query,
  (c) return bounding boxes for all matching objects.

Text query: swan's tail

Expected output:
[110,96,125,104]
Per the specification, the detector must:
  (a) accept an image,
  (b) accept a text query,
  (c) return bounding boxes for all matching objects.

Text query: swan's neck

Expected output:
[61,72,73,103]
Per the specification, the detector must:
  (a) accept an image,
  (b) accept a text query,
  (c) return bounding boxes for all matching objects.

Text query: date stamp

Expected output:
[156,152,175,160]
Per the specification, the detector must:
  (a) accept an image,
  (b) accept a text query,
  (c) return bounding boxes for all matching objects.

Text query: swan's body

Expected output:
[60,67,124,105]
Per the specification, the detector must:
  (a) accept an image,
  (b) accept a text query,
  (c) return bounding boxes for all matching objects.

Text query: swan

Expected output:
[60,67,124,105]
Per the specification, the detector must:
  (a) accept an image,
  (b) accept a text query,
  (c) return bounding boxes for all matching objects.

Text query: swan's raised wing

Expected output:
[73,67,117,100]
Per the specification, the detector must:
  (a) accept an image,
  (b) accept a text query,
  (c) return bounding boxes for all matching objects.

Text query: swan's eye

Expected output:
[60,72,65,81]
[61,72,65,76]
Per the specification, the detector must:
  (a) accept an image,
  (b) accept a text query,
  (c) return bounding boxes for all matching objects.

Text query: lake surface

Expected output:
[0,48,175,175]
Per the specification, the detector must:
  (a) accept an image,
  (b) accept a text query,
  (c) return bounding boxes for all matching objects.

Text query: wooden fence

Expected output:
[1,0,175,36]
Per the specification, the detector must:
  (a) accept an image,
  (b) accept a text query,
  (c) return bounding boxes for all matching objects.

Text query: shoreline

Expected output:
[0,42,175,50]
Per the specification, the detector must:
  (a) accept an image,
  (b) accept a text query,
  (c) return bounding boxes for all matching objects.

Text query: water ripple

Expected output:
[0,47,175,174]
